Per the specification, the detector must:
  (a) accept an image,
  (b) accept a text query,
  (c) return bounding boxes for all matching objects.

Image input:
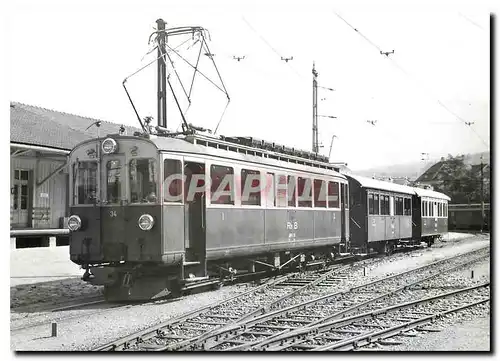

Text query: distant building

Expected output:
[10,102,139,248]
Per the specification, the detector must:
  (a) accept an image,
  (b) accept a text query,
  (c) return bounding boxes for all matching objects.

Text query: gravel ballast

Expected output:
[10,233,490,351]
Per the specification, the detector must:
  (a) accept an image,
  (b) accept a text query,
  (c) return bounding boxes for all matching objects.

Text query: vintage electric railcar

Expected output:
[67,133,350,300]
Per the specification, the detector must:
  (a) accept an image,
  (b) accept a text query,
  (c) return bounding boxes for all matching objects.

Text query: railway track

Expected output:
[94,246,488,351]
[182,248,488,351]
[94,256,380,351]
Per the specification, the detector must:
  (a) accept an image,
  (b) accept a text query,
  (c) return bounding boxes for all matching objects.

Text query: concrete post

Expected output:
[49,236,57,247]
[10,237,16,249]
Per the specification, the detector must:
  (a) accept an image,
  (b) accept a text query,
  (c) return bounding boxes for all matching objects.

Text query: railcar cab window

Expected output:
[129,159,157,203]
[328,181,339,208]
[314,179,327,208]
[404,197,412,216]
[164,159,182,203]
[74,161,98,204]
[241,169,261,206]
[297,177,312,207]
[210,165,234,205]
[106,160,122,204]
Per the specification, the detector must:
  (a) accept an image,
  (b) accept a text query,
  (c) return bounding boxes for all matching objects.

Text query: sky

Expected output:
[4,0,493,170]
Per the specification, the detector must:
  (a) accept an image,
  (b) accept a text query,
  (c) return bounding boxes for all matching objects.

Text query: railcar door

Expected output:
[100,155,127,261]
[184,161,207,278]
[340,183,348,252]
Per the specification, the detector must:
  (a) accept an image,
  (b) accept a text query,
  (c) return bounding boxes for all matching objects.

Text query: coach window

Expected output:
[373,194,380,215]
[395,197,403,216]
[404,197,412,216]
[445,203,448,217]
[328,181,340,209]
[380,195,390,215]
[314,179,327,208]
[298,177,312,207]
[422,201,426,217]
[276,174,287,207]
[75,161,98,205]
[241,169,261,206]
[130,159,158,203]
[163,159,182,203]
[210,165,234,205]
[368,193,374,214]
[288,175,297,207]
[106,160,122,204]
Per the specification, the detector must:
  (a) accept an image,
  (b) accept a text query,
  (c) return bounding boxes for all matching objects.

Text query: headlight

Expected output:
[102,138,118,154]
[138,214,154,231]
[68,215,82,231]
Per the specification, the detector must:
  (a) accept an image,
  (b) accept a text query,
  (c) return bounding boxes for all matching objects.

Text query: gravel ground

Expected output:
[11,283,248,351]
[10,232,489,351]
[381,310,490,351]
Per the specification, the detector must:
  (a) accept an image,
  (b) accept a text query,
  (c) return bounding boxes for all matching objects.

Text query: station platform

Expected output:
[10,245,82,286]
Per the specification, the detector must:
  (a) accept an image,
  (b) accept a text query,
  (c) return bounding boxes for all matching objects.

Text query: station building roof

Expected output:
[10,102,140,151]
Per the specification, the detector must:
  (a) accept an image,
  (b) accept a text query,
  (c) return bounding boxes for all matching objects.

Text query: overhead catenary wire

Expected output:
[332,10,489,149]
[241,16,305,80]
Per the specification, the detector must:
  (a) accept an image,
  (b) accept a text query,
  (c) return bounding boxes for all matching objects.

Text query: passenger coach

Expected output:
[413,188,450,245]
[346,174,415,255]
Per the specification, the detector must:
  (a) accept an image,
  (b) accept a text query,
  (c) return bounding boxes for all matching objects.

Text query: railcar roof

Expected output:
[413,188,451,201]
[149,135,347,179]
[346,174,415,195]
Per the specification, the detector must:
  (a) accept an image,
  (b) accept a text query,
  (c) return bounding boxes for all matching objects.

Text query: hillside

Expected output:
[352,151,490,180]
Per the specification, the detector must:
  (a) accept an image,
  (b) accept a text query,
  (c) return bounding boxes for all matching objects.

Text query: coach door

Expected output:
[184,161,207,278]
[340,183,348,251]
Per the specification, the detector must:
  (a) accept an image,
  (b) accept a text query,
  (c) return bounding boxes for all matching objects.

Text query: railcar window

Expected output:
[106,160,122,204]
[368,193,374,215]
[276,174,287,207]
[241,169,261,206]
[130,159,158,203]
[75,161,98,204]
[373,194,380,215]
[288,175,297,207]
[314,179,327,208]
[210,165,234,205]
[266,173,275,207]
[445,203,448,217]
[328,181,340,209]
[343,184,349,208]
[164,159,182,203]
[298,177,312,207]
[404,198,412,216]
[380,195,390,215]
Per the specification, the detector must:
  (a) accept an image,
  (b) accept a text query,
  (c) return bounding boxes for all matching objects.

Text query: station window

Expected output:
[106,160,122,204]
[404,198,412,216]
[314,179,327,208]
[328,181,340,208]
[288,175,297,207]
[266,173,275,207]
[298,177,312,207]
[75,161,98,205]
[210,165,234,205]
[164,159,182,203]
[373,194,380,215]
[241,169,261,206]
[276,174,287,207]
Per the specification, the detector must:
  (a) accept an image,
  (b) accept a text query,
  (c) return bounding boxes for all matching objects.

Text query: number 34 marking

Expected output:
[109,210,117,218]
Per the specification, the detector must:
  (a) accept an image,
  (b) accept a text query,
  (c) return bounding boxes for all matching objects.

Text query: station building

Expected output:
[10,102,138,248]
